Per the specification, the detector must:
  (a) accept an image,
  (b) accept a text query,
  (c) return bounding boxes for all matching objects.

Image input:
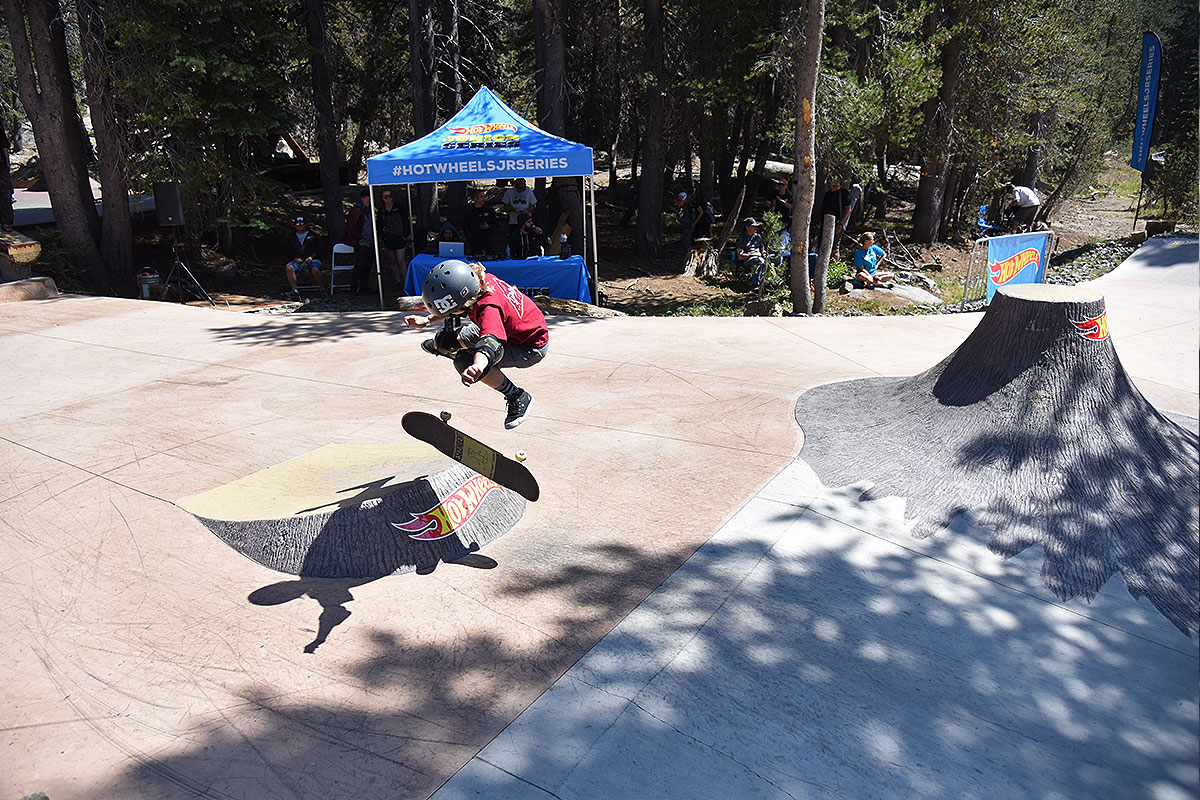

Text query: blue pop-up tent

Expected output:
[365,86,599,304]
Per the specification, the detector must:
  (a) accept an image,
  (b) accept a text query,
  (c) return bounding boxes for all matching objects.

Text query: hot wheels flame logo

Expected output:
[989,247,1041,285]
[447,123,518,135]
[1069,311,1110,341]
[390,475,502,540]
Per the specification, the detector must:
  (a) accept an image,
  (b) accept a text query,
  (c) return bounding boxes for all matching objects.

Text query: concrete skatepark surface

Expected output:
[2,235,1196,799]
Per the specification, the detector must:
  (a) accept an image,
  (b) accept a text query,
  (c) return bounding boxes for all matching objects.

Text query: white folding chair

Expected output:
[330,243,355,295]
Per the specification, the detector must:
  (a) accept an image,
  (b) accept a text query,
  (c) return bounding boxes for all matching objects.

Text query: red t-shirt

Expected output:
[468,274,549,348]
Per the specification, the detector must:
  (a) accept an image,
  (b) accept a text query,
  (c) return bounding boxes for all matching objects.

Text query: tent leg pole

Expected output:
[589,177,600,305]
[368,187,383,309]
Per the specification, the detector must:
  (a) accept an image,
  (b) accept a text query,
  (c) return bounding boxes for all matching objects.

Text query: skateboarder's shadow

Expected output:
[248,552,499,653]
[249,578,376,654]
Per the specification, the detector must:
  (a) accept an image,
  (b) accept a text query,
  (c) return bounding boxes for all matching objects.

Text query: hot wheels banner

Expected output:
[1131,32,1161,173]
[986,231,1050,302]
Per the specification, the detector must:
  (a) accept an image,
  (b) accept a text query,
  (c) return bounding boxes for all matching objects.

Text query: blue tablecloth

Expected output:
[404,254,590,304]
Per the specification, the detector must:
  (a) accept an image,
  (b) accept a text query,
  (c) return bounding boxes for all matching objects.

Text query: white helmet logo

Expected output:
[433,295,455,314]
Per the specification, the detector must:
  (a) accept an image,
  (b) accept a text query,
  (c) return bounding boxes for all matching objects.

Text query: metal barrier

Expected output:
[960,232,1058,310]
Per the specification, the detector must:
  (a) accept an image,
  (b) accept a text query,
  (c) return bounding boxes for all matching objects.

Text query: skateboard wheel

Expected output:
[439,410,452,422]
[515,450,527,462]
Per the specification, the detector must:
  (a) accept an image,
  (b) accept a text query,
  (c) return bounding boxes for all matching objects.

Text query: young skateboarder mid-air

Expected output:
[404,259,548,429]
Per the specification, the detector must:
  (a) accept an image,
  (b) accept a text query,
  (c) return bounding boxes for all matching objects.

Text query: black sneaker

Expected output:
[504,390,532,429]
[421,338,440,356]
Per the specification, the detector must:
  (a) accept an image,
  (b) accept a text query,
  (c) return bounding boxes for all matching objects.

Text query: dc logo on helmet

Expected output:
[432,295,456,314]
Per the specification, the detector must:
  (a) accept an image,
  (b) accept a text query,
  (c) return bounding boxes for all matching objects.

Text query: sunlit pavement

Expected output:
[1,236,1195,799]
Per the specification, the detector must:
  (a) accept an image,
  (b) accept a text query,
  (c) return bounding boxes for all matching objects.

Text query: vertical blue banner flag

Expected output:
[985,231,1050,302]
[1131,32,1162,172]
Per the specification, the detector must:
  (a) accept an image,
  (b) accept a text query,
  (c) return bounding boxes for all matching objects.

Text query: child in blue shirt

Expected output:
[853,232,894,288]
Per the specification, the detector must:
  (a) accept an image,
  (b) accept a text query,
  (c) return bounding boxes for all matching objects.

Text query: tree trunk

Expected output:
[795,283,1200,635]
[789,0,824,315]
[443,0,465,229]
[717,103,742,212]
[745,76,781,222]
[1019,106,1054,188]
[698,104,715,203]
[634,0,665,258]
[533,0,567,136]
[305,0,343,241]
[3,0,109,293]
[443,0,462,110]
[410,0,439,231]
[77,0,133,293]
[911,32,963,244]
[812,213,833,313]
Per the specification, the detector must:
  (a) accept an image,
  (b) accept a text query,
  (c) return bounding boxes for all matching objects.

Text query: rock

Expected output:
[743,299,782,317]
[896,271,939,292]
[839,281,855,294]
[396,295,426,311]
[886,284,942,305]
[532,295,626,317]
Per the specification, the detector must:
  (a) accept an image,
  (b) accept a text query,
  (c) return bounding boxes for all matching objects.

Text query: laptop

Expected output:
[438,241,465,258]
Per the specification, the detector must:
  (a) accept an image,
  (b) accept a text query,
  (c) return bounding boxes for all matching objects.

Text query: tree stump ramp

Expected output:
[794,284,1200,634]
[177,443,527,578]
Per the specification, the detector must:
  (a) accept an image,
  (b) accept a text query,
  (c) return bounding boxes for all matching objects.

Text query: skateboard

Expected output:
[402,411,540,502]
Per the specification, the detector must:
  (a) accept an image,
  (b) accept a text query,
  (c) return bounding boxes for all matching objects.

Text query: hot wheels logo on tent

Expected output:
[989,247,1041,285]
[390,475,503,540]
[442,122,520,149]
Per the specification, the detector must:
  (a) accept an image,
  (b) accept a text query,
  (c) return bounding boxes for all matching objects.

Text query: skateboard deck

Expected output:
[402,411,540,502]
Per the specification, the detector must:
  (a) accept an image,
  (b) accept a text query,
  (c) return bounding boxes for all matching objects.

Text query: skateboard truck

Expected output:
[402,410,539,501]
[438,411,527,463]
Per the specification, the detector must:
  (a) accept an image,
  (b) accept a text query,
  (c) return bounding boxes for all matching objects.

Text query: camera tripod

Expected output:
[162,234,214,306]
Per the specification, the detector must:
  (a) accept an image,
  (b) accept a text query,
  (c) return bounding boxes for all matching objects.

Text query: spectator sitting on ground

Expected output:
[508,212,549,259]
[735,217,766,288]
[853,231,894,289]
[285,216,323,299]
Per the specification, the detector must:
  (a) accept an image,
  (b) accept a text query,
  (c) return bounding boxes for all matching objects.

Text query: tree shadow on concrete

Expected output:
[203,310,604,348]
[96,522,1196,800]
[440,499,1199,799]
[92,542,680,799]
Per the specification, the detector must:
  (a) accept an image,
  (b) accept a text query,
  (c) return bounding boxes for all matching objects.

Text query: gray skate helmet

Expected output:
[422,259,482,316]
